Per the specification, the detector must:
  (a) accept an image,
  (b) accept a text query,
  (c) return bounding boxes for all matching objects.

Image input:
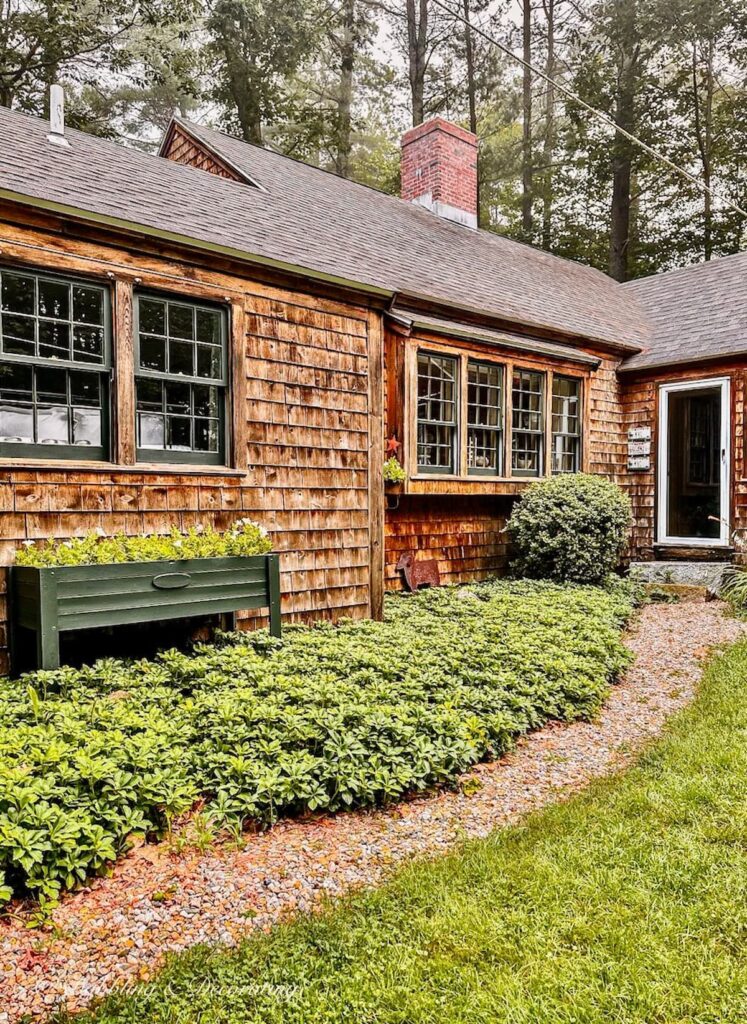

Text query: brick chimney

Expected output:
[401,117,478,229]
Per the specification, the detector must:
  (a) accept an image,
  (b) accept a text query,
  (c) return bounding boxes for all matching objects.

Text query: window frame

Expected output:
[416,350,460,475]
[133,291,229,466]
[0,266,112,461]
[406,339,586,485]
[511,367,546,478]
[467,358,504,477]
[551,374,583,474]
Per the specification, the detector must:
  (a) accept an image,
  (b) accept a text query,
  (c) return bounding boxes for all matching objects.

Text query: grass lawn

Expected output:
[68,638,747,1024]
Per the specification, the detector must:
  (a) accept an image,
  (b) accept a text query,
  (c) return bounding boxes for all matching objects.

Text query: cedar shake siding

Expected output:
[0,210,383,673]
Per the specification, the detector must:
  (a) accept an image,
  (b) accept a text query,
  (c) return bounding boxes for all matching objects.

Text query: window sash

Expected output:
[0,268,111,461]
[512,369,545,477]
[417,352,458,474]
[468,360,503,476]
[551,375,581,474]
[135,293,228,464]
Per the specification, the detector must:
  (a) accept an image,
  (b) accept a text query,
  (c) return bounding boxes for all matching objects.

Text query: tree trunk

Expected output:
[521,0,533,240]
[541,0,554,250]
[463,0,477,135]
[407,0,428,125]
[334,0,355,176]
[608,47,637,281]
[692,37,715,260]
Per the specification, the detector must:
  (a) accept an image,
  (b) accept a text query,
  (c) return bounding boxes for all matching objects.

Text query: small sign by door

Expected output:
[628,426,652,471]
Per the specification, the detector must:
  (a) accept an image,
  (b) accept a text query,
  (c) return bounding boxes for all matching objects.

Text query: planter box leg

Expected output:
[267,553,281,638]
[36,571,60,671]
[36,624,60,671]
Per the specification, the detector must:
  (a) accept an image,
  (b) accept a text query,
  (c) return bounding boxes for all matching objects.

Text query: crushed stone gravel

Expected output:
[1,599,743,1023]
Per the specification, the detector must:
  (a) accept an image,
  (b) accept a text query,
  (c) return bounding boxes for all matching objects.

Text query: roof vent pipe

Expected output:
[47,84,69,147]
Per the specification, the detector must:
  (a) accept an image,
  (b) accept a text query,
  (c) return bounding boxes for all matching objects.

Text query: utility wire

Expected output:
[430,0,747,219]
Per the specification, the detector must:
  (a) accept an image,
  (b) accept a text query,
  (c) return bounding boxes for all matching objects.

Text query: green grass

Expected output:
[69,638,747,1024]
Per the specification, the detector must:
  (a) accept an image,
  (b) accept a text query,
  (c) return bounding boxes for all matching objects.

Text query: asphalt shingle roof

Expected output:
[622,250,747,371]
[0,106,648,352]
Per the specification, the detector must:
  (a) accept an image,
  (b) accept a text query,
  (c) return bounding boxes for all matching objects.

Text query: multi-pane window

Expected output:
[511,368,545,477]
[417,352,458,473]
[467,360,503,475]
[135,295,227,464]
[552,375,581,473]
[0,269,109,459]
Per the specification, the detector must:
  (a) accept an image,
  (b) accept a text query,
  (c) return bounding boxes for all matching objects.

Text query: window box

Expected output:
[9,553,281,672]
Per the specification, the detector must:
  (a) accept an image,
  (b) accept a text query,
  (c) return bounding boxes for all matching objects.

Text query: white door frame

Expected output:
[657,377,730,547]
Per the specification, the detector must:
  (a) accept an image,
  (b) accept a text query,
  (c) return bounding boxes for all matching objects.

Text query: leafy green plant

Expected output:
[507,473,632,584]
[383,457,406,485]
[0,578,634,908]
[719,566,747,611]
[14,520,272,568]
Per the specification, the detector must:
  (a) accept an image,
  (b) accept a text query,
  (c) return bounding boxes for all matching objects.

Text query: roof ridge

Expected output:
[177,116,623,287]
[625,247,747,289]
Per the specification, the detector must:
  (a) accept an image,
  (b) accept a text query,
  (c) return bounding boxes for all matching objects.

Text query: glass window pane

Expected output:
[38,278,69,320]
[39,320,70,360]
[196,344,222,380]
[2,313,35,355]
[36,366,67,401]
[2,273,35,315]
[136,378,163,411]
[37,405,69,445]
[193,385,218,418]
[194,418,219,452]
[196,308,222,345]
[169,339,194,376]
[70,371,100,407]
[166,380,191,413]
[73,325,104,364]
[140,335,166,372]
[138,412,165,448]
[167,416,192,450]
[168,303,194,340]
[73,286,104,325]
[72,408,102,447]
[139,298,166,336]
[0,362,33,442]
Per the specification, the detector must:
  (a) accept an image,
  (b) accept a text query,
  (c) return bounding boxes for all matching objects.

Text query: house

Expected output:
[0,102,743,670]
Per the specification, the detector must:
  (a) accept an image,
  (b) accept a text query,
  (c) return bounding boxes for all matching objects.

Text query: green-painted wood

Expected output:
[36,569,60,671]
[267,553,281,638]
[9,554,282,674]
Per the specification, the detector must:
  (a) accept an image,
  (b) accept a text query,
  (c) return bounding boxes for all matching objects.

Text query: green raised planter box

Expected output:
[9,553,281,673]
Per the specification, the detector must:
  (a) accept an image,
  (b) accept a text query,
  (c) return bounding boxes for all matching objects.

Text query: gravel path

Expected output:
[1,599,743,1023]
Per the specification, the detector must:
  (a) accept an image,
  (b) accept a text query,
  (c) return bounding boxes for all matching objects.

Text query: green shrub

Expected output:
[507,474,632,584]
[14,520,272,568]
[0,579,634,907]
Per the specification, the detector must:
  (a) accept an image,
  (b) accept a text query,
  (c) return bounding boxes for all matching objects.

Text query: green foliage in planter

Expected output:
[13,520,272,568]
[383,456,406,484]
[507,473,632,584]
[0,578,634,907]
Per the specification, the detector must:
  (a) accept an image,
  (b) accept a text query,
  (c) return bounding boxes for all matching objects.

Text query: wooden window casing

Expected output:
[0,267,111,461]
[134,293,228,466]
[416,351,459,474]
[551,374,582,474]
[405,338,586,485]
